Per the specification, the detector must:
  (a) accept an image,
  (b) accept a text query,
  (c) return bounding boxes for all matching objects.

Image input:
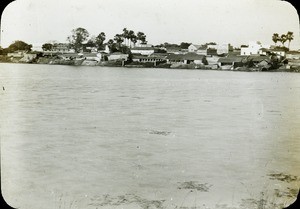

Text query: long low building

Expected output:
[130,47,157,55]
[217,56,245,69]
[107,52,129,61]
[132,53,167,63]
[166,52,206,65]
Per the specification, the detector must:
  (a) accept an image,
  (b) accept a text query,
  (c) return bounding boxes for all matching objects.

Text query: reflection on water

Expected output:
[1,63,300,209]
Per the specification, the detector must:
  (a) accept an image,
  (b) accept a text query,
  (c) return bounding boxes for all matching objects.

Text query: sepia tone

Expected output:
[0,0,300,209]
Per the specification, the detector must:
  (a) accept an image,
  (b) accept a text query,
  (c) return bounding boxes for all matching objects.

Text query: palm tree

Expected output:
[286,31,294,50]
[280,34,287,47]
[107,39,116,53]
[114,34,124,48]
[272,33,280,46]
[122,28,129,47]
[128,30,136,48]
[95,32,106,51]
[137,32,147,46]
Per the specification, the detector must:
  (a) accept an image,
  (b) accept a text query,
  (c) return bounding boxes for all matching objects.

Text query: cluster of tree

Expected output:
[155,42,192,49]
[66,28,107,52]
[272,31,294,49]
[106,28,147,53]
[0,40,32,55]
[65,27,148,53]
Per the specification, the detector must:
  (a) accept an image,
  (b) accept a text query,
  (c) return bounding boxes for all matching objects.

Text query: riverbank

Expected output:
[1,55,300,73]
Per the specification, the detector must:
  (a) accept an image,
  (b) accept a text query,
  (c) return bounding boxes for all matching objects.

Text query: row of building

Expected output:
[6,41,300,70]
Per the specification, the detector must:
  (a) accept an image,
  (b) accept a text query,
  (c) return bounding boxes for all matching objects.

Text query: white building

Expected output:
[32,44,43,52]
[240,41,270,56]
[108,52,129,61]
[188,44,207,55]
[130,47,156,55]
[216,43,231,55]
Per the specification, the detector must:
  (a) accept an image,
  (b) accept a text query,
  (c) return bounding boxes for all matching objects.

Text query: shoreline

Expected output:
[0,59,299,73]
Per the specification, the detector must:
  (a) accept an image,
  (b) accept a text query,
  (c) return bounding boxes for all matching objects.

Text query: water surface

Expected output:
[1,63,300,209]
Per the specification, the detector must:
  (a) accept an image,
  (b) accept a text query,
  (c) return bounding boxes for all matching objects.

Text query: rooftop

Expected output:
[131,47,155,50]
[218,56,245,63]
[167,52,205,60]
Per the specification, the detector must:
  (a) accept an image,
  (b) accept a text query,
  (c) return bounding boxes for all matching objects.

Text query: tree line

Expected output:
[0,40,32,55]
[61,27,148,53]
[272,31,294,49]
[0,29,295,55]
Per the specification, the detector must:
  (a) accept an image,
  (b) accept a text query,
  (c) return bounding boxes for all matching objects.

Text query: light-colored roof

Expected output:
[167,52,205,61]
[131,47,155,50]
[109,52,128,55]
[60,53,82,57]
[286,51,300,55]
[82,53,98,57]
[248,55,270,62]
[218,56,244,63]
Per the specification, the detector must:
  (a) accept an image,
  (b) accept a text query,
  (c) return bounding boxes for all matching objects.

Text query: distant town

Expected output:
[0,28,299,72]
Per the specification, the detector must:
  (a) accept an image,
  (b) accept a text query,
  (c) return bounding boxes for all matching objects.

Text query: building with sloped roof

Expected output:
[167,52,206,64]
[241,41,270,56]
[217,56,246,69]
[131,47,157,55]
[132,53,167,63]
[286,51,300,60]
[108,52,129,61]
[165,46,182,54]
[59,53,84,60]
[188,44,207,55]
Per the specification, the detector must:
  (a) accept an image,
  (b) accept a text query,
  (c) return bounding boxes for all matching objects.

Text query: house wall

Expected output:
[7,52,24,58]
[188,45,198,52]
[130,49,154,55]
[194,60,203,65]
[108,54,128,61]
[271,51,285,57]
[259,50,268,56]
[206,56,219,65]
[241,41,270,55]
[86,56,101,62]
[167,59,184,64]
[286,53,300,60]
[241,47,259,55]
[196,49,207,55]
[217,44,230,54]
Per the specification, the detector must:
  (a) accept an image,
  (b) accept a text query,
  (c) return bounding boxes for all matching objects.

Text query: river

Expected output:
[1,63,300,209]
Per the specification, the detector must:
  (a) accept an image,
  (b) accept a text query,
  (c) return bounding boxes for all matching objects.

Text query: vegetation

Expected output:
[67,27,90,52]
[180,42,192,49]
[272,31,294,49]
[63,27,147,53]
[95,32,106,51]
[7,40,32,52]
[42,43,53,51]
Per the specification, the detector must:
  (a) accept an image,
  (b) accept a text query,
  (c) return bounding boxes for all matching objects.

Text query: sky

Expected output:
[0,0,299,49]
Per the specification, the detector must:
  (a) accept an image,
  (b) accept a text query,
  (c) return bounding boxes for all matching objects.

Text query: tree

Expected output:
[67,27,90,52]
[122,28,129,46]
[95,32,106,51]
[42,43,53,51]
[286,31,294,50]
[280,34,287,47]
[180,42,192,49]
[8,40,32,52]
[114,34,124,48]
[136,32,147,46]
[107,39,117,53]
[128,30,136,48]
[131,35,137,47]
[272,33,280,46]
[205,42,217,46]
